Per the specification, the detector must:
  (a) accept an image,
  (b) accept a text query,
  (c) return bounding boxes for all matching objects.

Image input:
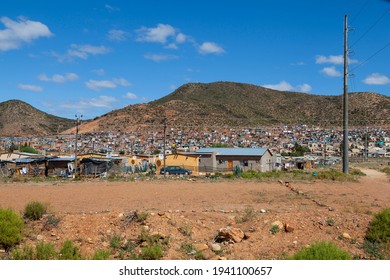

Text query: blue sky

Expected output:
[1,0,389,119]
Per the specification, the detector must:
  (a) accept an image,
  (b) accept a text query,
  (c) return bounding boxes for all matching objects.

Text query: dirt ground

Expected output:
[0,169,389,260]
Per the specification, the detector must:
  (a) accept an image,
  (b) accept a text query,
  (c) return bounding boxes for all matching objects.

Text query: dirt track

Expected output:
[0,170,389,259]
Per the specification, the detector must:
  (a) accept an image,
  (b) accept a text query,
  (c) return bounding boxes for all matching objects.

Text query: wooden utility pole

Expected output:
[343,14,349,174]
[74,114,82,177]
[163,118,167,176]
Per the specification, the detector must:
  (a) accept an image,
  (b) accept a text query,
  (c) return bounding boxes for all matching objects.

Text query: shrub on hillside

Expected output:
[364,208,390,259]
[366,208,390,244]
[287,241,351,260]
[24,201,47,221]
[59,240,82,260]
[92,249,111,260]
[0,208,24,251]
[36,241,56,260]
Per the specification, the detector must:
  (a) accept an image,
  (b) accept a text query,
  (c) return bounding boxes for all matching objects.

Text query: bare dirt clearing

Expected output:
[0,171,389,260]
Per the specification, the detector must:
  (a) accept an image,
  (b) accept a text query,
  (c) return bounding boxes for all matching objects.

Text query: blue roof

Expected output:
[196,148,269,156]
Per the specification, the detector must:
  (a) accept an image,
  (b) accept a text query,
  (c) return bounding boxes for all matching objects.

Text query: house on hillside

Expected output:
[195,148,273,173]
[164,152,201,173]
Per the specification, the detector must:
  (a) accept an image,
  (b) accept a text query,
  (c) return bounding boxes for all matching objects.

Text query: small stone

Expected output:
[158,212,164,216]
[193,243,209,252]
[260,209,266,213]
[328,207,334,211]
[285,223,295,233]
[87,238,93,244]
[102,242,109,247]
[143,226,150,231]
[118,213,124,218]
[209,243,221,252]
[51,231,56,237]
[293,240,298,247]
[342,233,351,239]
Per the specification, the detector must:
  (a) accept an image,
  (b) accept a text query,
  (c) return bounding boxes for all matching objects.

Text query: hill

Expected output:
[75,82,390,133]
[0,100,74,137]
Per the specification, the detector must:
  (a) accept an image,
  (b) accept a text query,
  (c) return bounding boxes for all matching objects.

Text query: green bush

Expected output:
[366,209,390,244]
[11,245,34,260]
[287,241,351,260]
[24,201,47,221]
[59,240,82,260]
[92,249,111,260]
[0,208,24,250]
[364,208,390,259]
[110,235,121,249]
[381,167,390,175]
[140,243,164,260]
[36,241,56,260]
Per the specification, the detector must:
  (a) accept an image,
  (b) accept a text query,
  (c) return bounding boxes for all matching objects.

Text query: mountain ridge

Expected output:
[0,99,74,137]
[1,82,389,136]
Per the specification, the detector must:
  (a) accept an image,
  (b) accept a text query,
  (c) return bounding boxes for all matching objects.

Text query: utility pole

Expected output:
[74,114,82,177]
[163,118,167,177]
[365,127,368,160]
[343,14,349,174]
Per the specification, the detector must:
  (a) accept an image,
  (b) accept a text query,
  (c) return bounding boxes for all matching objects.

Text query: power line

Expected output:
[350,0,371,24]
[351,40,390,71]
[350,8,390,48]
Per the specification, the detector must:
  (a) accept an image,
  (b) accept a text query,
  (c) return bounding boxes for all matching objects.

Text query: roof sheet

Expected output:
[196,148,268,156]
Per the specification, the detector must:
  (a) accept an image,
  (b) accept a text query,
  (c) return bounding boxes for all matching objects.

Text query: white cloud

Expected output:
[320,66,342,77]
[363,73,390,85]
[53,44,110,62]
[136,24,176,44]
[144,53,179,62]
[107,29,129,41]
[86,78,130,91]
[262,81,312,93]
[0,16,53,51]
[105,4,120,12]
[18,84,43,92]
[165,43,178,49]
[262,81,294,91]
[296,83,312,93]
[198,42,225,54]
[176,33,187,43]
[316,54,357,65]
[86,80,116,91]
[38,73,79,83]
[61,96,118,109]
[124,92,138,99]
[92,69,105,76]
[113,78,131,87]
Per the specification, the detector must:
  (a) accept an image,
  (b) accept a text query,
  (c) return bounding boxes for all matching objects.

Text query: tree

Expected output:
[19,145,39,154]
[291,143,310,157]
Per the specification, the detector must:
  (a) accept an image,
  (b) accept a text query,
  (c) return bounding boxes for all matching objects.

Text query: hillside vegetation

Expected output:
[0,100,74,136]
[76,82,390,133]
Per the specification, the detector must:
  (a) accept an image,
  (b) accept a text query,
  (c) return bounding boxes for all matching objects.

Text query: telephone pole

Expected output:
[74,114,82,177]
[343,14,349,174]
[163,118,167,176]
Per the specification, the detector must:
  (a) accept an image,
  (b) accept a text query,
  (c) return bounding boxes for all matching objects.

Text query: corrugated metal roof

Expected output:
[14,158,45,163]
[48,157,75,162]
[196,148,268,156]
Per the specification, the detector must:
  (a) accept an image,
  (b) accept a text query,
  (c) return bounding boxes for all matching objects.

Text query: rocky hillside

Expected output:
[75,82,390,133]
[0,100,74,136]
[2,82,390,136]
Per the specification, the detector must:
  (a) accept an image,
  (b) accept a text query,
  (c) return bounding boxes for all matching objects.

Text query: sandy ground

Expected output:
[0,169,389,260]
